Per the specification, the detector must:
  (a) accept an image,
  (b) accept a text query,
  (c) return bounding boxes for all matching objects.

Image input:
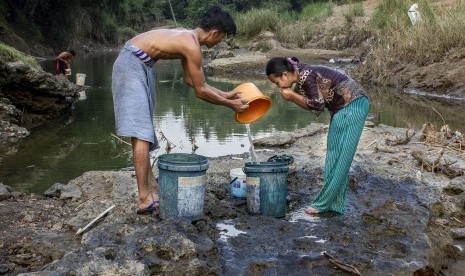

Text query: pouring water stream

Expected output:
[244,123,258,163]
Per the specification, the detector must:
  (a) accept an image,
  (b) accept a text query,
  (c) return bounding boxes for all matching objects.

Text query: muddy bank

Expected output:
[1,122,465,275]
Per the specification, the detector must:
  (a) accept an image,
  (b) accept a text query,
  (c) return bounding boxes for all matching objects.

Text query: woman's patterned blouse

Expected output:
[294,65,351,116]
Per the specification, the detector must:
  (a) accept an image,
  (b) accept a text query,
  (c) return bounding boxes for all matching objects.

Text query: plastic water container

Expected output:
[244,161,289,218]
[408,3,421,25]
[76,73,86,86]
[230,168,247,198]
[157,153,209,221]
[234,83,271,124]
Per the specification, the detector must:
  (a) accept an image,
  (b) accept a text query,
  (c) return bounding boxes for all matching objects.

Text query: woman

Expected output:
[265,57,369,215]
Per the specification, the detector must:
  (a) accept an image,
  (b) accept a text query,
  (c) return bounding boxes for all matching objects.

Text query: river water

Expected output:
[0,50,464,193]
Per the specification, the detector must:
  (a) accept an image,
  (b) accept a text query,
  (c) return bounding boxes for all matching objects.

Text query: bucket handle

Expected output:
[229,177,238,185]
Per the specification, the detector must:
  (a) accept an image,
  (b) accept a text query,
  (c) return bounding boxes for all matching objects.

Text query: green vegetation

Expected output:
[343,1,364,25]
[235,2,333,48]
[0,0,164,50]
[256,41,273,52]
[300,1,333,21]
[235,8,280,39]
[369,0,465,67]
[1,0,464,74]
[0,43,41,69]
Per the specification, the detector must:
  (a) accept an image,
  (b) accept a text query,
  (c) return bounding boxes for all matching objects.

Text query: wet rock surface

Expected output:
[1,123,465,275]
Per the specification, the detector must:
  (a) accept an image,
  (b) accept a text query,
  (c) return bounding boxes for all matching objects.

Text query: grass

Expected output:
[300,2,333,21]
[343,1,365,25]
[235,2,333,47]
[0,43,41,69]
[235,8,280,39]
[232,0,465,86]
[370,0,465,66]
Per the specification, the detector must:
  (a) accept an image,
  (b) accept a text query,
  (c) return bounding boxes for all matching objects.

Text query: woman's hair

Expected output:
[265,57,299,76]
[199,6,237,36]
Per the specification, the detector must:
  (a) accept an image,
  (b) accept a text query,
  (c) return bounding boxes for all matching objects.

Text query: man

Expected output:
[111,6,248,214]
[55,49,76,79]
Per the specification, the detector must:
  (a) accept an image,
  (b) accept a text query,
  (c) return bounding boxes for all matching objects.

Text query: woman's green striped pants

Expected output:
[311,96,369,214]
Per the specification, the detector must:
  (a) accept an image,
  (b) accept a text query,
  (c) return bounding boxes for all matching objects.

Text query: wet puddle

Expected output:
[216,173,439,274]
[216,220,247,242]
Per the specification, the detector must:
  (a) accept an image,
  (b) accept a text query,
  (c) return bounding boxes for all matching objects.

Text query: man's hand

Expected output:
[224,90,242,100]
[230,98,249,113]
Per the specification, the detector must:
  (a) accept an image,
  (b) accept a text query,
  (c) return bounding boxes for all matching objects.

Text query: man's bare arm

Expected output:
[181,45,246,112]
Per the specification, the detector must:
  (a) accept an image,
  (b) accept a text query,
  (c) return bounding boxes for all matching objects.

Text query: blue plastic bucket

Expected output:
[244,161,289,218]
[157,153,209,221]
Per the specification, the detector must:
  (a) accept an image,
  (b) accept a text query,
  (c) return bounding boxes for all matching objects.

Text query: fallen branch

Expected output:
[323,251,362,275]
[411,150,464,179]
[374,146,398,153]
[364,139,377,149]
[384,128,415,146]
[111,133,131,146]
[411,142,465,154]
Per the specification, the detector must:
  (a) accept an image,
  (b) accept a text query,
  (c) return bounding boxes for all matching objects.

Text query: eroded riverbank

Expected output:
[1,122,465,275]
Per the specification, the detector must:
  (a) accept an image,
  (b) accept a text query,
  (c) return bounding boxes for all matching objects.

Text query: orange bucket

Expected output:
[234,83,271,124]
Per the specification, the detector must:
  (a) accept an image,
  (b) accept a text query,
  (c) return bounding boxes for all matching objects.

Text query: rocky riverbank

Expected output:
[1,122,465,275]
[0,59,81,144]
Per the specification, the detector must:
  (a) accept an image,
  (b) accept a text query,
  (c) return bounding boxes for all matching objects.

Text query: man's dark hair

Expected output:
[199,6,237,36]
[69,49,76,56]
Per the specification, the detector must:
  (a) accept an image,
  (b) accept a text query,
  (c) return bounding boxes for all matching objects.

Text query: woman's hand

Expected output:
[279,88,294,101]
[341,88,352,104]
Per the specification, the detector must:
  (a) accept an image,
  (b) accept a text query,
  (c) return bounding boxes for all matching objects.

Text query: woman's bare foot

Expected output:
[304,207,319,214]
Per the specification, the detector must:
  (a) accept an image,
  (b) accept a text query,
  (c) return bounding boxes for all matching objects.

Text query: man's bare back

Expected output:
[131,29,200,61]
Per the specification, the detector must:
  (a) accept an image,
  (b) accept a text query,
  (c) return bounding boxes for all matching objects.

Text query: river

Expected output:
[0,50,464,193]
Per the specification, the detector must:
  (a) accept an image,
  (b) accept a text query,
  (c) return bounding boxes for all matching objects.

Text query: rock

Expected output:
[43,183,82,200]
[254,123,326,147]
[0,183,12,200]
[1,122,464,275]
[0,58,80,144]
[450,227,465,239]
[205,53,267,76]
[0,264,9,274]
[215,50,235,59]
[365,121,375,128]
[156,234,197,261]
[443,177,465,196]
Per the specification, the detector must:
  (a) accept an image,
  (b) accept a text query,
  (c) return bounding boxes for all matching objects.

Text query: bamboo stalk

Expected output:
[167,0,177,26]
[76,204,116,235]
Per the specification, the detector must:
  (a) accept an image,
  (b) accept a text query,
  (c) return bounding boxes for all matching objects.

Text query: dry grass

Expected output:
[373,0,465,64]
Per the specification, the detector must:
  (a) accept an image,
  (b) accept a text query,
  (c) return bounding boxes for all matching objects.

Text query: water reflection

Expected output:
[0,51,464,193]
